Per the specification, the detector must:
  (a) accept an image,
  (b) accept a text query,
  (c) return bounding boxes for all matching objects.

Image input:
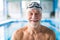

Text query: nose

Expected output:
[32,14,36,19]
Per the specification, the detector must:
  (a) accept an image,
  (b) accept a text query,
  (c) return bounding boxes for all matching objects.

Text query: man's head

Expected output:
[26,2,42,27]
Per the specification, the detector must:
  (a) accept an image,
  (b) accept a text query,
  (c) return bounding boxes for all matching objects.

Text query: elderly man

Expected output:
[11,2,56,40]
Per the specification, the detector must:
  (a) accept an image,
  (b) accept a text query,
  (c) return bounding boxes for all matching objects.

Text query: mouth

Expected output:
[30,20,39,22]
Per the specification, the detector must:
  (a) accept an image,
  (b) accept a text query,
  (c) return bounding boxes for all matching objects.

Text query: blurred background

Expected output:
[0,0,60,40]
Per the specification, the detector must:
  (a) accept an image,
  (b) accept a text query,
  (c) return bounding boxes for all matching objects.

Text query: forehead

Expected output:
[27,8,41,13]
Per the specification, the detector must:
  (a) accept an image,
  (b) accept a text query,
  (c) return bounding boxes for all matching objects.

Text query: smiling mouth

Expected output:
[31,20,39,22]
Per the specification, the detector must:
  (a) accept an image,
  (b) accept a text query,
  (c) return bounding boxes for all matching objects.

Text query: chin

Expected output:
[31,24,38,28]
[31,21,39,24]
[30,22,39,27]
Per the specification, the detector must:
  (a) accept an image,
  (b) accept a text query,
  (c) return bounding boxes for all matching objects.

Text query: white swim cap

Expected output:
[27,2,42,10]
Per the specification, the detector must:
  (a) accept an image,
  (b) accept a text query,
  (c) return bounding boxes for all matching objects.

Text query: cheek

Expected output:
[27,15,32,20]
[38,14,42,20]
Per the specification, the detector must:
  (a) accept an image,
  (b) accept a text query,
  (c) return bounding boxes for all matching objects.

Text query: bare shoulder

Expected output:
[41,25,56,40]
[15,27,27,35]
[41,25,55,34]
[11,26,27,40]
[13,27,26,39]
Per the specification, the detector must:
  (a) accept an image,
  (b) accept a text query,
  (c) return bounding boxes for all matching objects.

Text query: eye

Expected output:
[30,13,33,15]
[35,13,39,15]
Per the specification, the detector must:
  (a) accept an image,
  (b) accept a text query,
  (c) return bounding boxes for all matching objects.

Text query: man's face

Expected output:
[27,8,42,24]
